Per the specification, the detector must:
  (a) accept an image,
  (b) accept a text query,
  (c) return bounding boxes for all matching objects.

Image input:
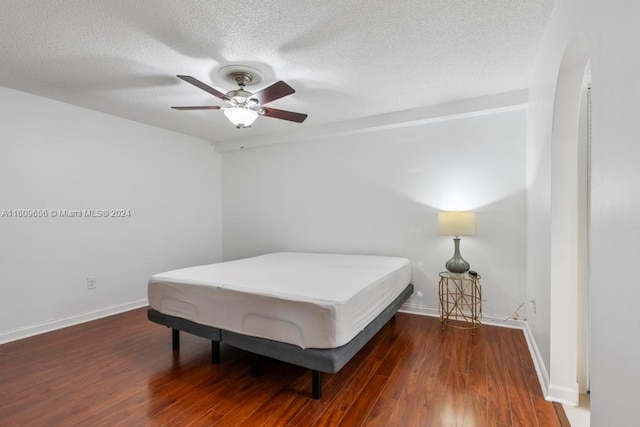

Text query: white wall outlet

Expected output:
[87,277,97,290]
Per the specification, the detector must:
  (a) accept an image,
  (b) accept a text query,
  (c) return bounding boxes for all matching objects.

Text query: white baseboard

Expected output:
[399,302,440,318]
[520,319,552,398]
[400,302,552,401]
[547,383,580,406]
[400,302,525,328]
[0,299,148,345]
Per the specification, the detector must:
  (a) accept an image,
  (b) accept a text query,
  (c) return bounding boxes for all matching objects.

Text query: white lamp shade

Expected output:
[223,107,258,127]
[438,211,476,236]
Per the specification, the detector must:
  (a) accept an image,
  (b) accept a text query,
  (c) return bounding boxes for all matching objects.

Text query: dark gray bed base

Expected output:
[147,283,413,399]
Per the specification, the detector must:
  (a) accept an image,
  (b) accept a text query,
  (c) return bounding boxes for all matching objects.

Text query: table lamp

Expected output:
[438,211,476,273]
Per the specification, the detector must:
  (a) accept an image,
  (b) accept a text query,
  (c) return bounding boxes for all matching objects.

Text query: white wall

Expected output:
[222,107,527,319]
[527,0,640,423]
[0,86,222,341]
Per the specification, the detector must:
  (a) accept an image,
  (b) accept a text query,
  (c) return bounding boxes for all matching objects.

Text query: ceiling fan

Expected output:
[171,71,308,128]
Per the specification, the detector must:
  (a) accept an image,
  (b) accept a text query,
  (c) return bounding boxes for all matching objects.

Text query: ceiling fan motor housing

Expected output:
[226,72,259,106]
[229,71,254,87]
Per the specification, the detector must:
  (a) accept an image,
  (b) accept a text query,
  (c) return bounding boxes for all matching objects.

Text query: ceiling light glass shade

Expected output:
[224,107,258,127]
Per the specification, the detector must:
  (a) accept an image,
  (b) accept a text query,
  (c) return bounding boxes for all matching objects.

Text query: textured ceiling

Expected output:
[0,0,554,147]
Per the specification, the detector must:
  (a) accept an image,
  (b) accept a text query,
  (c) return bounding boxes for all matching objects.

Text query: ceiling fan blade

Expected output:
[261,107,308,123]
[171,106,221,110]
[177,75,228,100]
[252,81,295,105]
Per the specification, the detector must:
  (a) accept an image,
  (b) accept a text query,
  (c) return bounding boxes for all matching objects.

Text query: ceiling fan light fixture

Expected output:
[173,73,307,127]
[223,107,259,128]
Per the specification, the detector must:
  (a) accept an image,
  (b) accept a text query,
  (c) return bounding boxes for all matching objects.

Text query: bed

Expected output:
[147,252,413,398]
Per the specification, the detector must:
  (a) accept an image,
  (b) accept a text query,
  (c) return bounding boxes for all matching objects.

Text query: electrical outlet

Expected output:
[87,277,97,290]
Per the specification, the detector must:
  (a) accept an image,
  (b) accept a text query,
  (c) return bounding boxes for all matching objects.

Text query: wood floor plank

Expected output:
[337,373,389,427]
[255,372,314,426]
[439,327,473,426]
[287,354,374,425]
[463,327,490,426]
[388,315,444,426]
[423,328,456,426]
[363,396,402,427]
[0,308,562,426]
[310,357,382,426]
[234,375,301,426]
[501,329,539,426]
[485,326,514,425]
[511,328,562,427]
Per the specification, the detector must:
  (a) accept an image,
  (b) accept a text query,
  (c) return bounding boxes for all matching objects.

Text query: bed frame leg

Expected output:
[312,370,322,399]
[251,353,260,377]
[212,341,220,364]
[172,328,180,350]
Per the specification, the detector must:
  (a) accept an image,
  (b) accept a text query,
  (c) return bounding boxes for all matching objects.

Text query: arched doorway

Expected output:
[548,35,590,405]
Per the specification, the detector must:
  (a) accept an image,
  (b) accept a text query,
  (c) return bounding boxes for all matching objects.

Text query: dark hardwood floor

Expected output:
[0,308,562,426]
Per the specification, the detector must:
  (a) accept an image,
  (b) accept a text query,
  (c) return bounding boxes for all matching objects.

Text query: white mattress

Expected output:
[148,252,411,349]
